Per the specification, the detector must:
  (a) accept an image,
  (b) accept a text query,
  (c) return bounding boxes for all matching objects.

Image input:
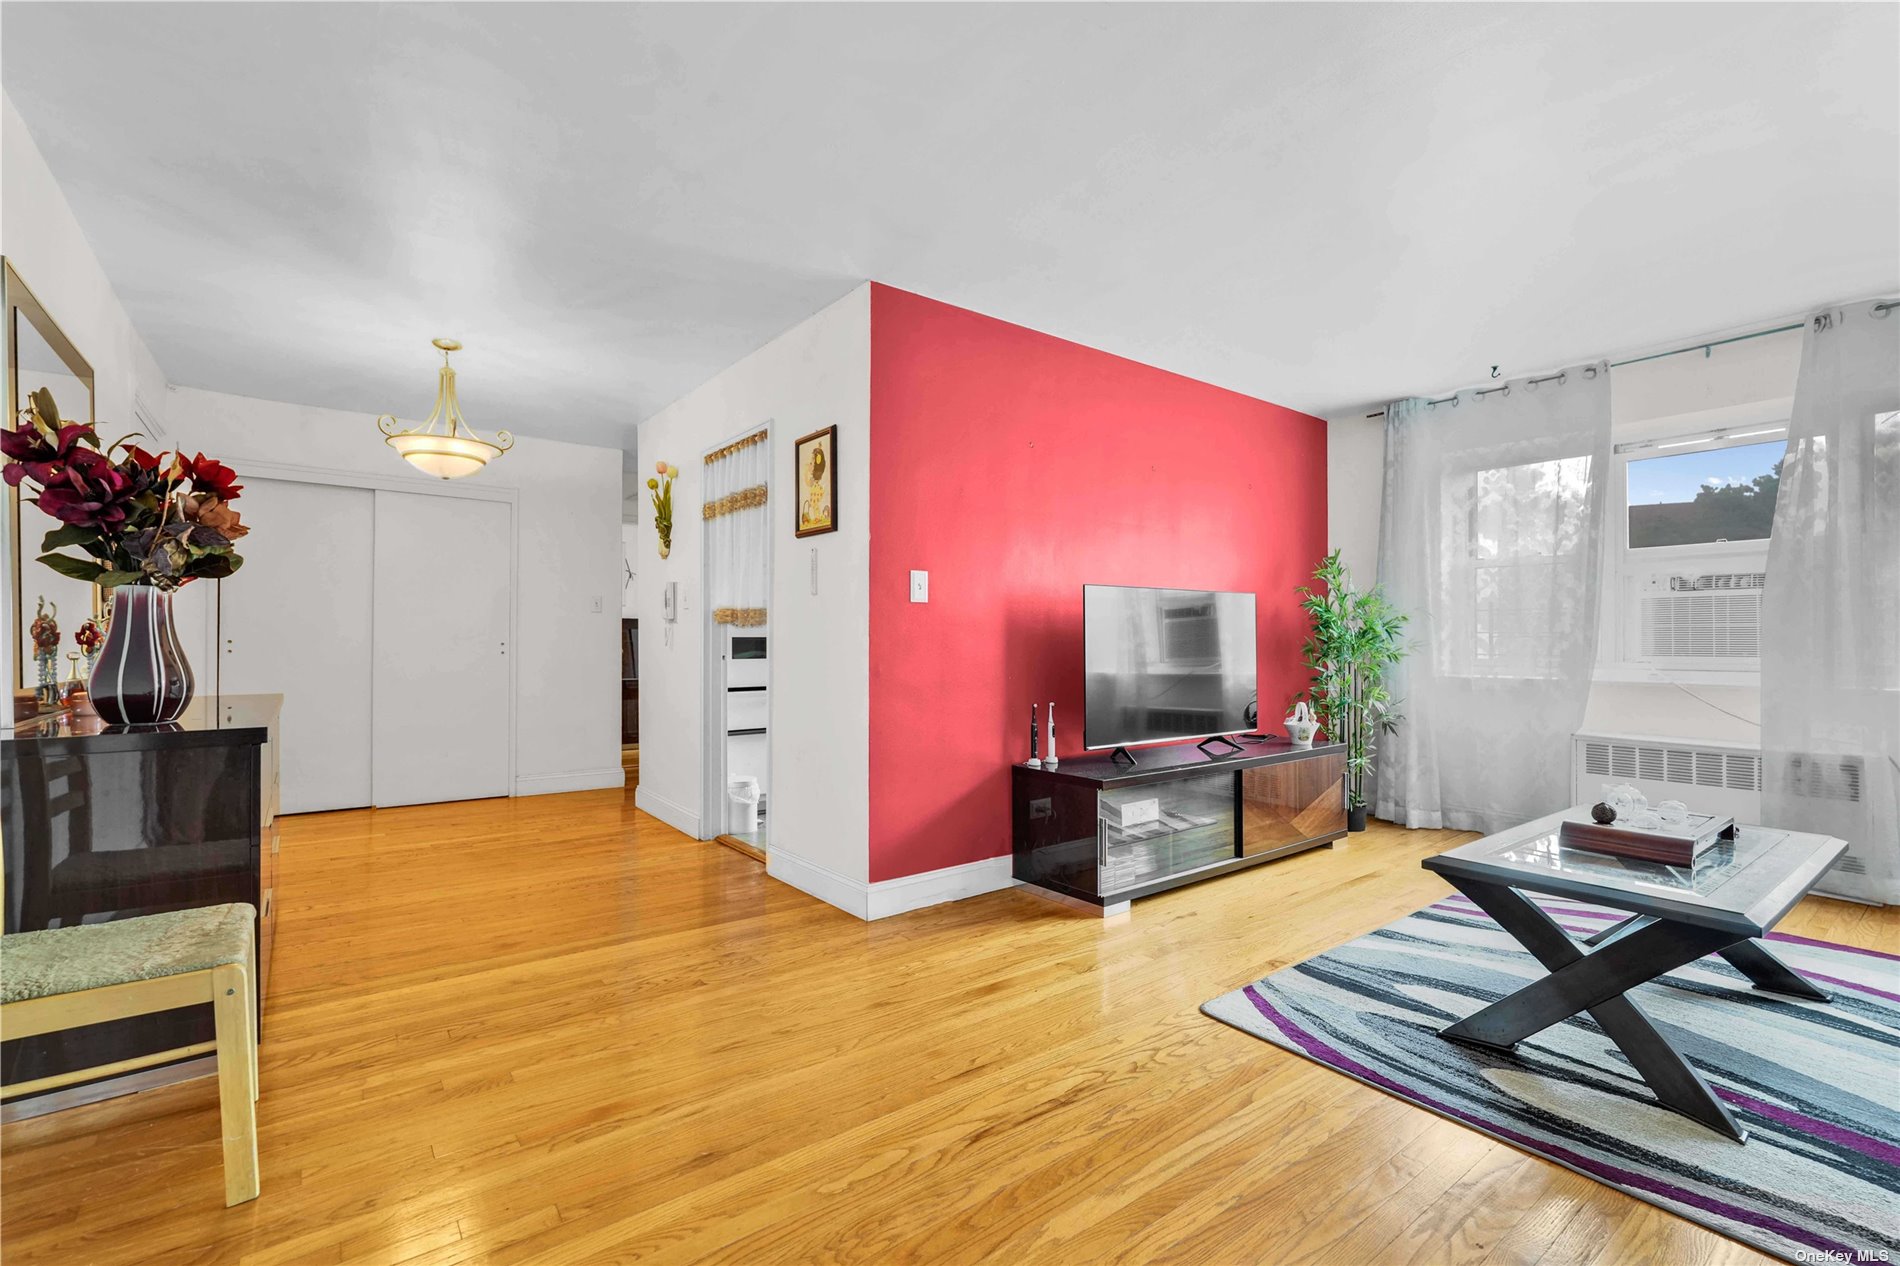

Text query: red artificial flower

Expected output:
[1,420,155,530]
[1,422,95,487]
[184,452,242,501]
[34,451,141,528]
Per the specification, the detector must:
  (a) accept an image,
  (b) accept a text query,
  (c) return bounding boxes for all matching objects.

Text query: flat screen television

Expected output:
[1083,585,1257,752]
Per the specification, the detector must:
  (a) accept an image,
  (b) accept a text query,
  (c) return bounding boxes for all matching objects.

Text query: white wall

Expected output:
[1,92,172,683]
[1612,329,1800,427]
[620,523,639,617]
[165,385,624,795]
[634,285,871,908]
[0,95,168,434]
[1324,411,1385,589]
[1579,681,1761,744]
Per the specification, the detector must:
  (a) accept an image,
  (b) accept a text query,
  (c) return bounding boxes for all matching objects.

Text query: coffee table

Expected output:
[1422,807,1847,1141]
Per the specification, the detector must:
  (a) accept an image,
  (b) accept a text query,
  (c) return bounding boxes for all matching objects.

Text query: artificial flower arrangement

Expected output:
[2,387,248,588]
[647,459,678,558]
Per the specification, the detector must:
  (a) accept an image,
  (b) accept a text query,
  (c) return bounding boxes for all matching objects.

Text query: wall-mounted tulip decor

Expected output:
[647,461,678,558]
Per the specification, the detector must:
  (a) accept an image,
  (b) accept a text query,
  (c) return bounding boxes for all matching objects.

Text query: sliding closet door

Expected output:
[218,478,375,812]
[371,490,512,807]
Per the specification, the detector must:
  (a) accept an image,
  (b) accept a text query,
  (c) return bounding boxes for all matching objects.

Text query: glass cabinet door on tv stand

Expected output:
[1097,772,1236,893]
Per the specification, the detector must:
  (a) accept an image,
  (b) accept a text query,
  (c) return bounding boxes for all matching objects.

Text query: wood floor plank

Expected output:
[3,787,1880,1264]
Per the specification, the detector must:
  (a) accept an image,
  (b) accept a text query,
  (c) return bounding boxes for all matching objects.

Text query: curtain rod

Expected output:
[1359,302,1897,420]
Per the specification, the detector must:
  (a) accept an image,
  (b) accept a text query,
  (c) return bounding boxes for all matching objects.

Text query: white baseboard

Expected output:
[635,786,700,838]
[766,850,870,919]
[868,854,1014,920]
[514,767,624,796]
[765,851,1015,922]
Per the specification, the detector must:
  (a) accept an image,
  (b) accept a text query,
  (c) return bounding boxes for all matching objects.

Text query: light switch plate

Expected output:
[910,570,929,603]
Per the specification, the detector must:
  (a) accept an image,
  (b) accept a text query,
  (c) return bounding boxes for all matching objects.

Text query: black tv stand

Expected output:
[1107,746,1139,765]
[1196,734,1245,757]
[1012,739,1347,914]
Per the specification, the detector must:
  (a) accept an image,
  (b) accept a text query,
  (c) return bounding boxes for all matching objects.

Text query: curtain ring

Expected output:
[1873,301,1895,319]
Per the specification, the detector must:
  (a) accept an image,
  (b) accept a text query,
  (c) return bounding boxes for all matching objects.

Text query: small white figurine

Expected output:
[1284,701,1319,748]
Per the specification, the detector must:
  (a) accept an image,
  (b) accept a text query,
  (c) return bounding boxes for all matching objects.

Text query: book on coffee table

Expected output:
[1557,808,1735,867]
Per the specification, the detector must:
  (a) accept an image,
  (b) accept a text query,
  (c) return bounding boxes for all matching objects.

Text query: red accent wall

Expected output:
[868,285,1328,883]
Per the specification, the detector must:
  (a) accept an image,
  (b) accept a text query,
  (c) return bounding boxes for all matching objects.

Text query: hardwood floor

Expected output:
[3,789,1893,1265]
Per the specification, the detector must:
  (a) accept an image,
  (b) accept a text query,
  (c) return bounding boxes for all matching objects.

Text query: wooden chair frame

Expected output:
[0,924,260,1205]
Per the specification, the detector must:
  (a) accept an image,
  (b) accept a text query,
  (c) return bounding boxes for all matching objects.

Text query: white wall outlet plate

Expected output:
[910,570,929,603]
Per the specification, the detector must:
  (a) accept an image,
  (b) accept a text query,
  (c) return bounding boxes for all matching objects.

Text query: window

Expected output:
[1626,438,1786,548]
[1443,455,1595,677]
[1607,424,1786,672]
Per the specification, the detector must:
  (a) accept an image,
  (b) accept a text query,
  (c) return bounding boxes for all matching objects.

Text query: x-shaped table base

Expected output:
[1439,876,1829,1142]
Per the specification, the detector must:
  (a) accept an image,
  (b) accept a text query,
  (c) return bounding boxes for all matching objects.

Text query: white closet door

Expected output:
[218,478,375,812]
[371,490,512,807]
[170,577,215,701]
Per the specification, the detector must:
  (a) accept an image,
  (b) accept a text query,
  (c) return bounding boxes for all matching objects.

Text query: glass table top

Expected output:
[1432,808,1844,921]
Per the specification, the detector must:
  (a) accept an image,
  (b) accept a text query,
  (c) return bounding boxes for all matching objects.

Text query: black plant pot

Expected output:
[1347,804,1368,833]
[90,584,195,726]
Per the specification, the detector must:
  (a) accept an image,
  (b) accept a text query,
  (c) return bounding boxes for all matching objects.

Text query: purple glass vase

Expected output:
[89,584,195,726]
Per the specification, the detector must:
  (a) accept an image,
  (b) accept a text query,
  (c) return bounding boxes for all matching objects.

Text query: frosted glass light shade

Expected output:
[387,433,500,480]
[376,340,513,478]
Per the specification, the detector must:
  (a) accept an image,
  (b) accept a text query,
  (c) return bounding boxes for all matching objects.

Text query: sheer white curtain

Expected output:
[703,429,769,626]
[1761,300,1899,902]
[1375,365,1612,834]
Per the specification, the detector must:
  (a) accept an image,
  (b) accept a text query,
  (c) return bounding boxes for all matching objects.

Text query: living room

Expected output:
[1,4,1894,1265]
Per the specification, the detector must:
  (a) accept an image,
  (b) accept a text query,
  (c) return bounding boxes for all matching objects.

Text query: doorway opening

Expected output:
[716,628,769,859]
[621,614,639,791]
[701,424,771,862]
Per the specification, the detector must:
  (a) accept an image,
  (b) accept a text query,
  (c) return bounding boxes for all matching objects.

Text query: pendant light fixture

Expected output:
[376,338,513,479]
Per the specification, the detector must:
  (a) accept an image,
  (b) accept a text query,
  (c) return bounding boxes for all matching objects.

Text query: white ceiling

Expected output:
[3,3,1895,450]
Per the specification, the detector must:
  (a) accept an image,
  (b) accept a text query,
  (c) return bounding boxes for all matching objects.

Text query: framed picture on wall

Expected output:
[793,425,837,538]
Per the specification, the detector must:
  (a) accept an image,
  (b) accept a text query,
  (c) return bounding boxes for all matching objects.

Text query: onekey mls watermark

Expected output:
[1793,1251,1891,1264]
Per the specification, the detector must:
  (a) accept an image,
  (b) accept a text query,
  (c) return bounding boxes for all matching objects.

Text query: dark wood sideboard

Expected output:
[1012,738,1347,912]
[1,693,280,1109]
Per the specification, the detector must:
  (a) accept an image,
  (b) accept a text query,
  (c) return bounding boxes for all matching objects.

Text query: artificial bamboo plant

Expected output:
[1297,550,1408,826]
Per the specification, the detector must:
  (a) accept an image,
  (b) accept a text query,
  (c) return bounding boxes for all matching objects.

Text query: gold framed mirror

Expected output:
[4,257,98,696]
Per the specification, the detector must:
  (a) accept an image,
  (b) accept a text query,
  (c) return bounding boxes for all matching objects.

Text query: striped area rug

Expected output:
[1201,898,1900,1264]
